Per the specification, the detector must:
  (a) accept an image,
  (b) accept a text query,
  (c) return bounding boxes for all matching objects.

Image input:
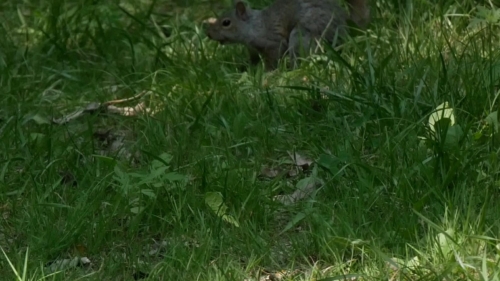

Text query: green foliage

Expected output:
[1,0,500,280]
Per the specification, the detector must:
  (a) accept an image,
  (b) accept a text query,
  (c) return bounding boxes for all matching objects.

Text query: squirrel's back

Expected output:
[262,0,349,44]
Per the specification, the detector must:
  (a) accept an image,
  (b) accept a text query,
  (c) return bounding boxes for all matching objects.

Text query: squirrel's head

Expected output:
[204,0,254,45]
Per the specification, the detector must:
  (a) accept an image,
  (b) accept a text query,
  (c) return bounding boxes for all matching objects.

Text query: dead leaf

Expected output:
[106,102,150,116]
[51,102,103,124]
[287,151,314,170]
[84,102,101,112]
[146,239,168,256]
[287,168,299,177]
[52,90,153,124]
[45,257,92,273]
[258,269,301,281]
[181,235,200,248]
[52,108,86,124]
[274,177,323,205]
[102,90,150,106]
[260,166,282,179]
[92,129,141,164]
[0,203,11,220]
[101,84,122,93]
[108,136,125,152]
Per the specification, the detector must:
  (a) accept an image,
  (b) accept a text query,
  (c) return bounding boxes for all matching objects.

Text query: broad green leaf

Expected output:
[205,192,227,216]
[485,111,499,132]
[204,192,239,227]
[159,153,173,163]
[164,172,187,182]
[428,102,455,133]
[316,154,341,176]
[437,228,455,259]
[444,125,464,148]
[141,189,156,198]
[151,153,173,170]
[130,206,145,214]
[407,256,420,270]
[30,114,51,125]
[222,214,240,227]
[390,257,405,267]
[296,177,315,190]
[113,165,129,183]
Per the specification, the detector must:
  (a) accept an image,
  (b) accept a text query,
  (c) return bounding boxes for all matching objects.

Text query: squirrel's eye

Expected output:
[222,19,231,27]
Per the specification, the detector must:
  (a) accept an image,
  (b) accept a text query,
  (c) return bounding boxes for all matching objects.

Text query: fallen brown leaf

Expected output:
[260,166,282,179]
[274,177,323,205]
[52,90,153,124]
[288,151,314,170]
[106,102,150,116]
[102,90,150,106]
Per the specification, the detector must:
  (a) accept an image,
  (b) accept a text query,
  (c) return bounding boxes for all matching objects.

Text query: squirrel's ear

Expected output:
[234,1,250,21]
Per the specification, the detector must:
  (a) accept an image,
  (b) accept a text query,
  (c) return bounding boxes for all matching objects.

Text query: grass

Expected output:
[1,0,500,280]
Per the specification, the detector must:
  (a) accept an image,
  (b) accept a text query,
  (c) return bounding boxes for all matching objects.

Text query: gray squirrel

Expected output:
[204,0,370,70]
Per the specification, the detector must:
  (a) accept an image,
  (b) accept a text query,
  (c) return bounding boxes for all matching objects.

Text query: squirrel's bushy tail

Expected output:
[346,0,370,29]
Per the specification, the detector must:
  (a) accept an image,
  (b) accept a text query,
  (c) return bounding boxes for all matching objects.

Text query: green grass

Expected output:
[1,0,500,280]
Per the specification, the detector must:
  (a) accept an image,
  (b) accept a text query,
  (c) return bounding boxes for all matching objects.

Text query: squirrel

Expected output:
[204,0,370,70]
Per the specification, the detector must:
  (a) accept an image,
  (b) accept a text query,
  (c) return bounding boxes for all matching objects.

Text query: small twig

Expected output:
[102,90,150,106]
